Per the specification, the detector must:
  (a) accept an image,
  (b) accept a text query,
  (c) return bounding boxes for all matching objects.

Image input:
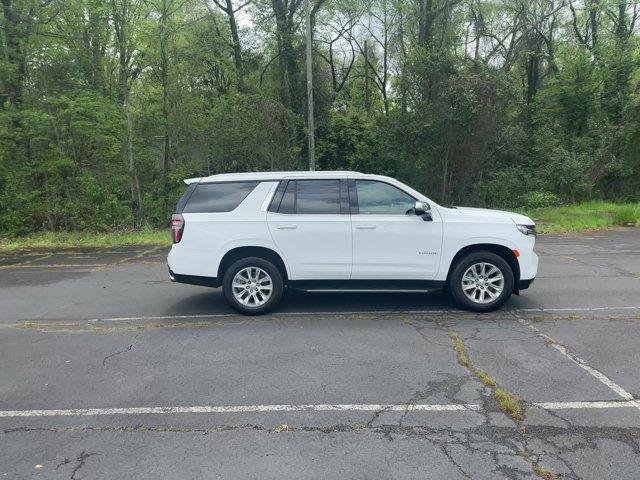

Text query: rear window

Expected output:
[182,181,259,213]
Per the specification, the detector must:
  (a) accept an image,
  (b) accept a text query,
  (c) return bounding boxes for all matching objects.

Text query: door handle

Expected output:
[355,225,377,230]
[276,225,298,230]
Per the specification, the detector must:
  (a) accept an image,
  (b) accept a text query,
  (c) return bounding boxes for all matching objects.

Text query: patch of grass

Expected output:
[521,201,639,234]
[442,325,523,423]
[475,369,497,388]
[533,465,561,480]
[0,228,170,253]
[494,387,523,422]
[451,333,471,367]
[275,423,293,432]
[612,205,639,226]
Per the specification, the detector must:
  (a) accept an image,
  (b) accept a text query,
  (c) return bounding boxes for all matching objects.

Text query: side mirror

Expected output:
[415,201,432,221]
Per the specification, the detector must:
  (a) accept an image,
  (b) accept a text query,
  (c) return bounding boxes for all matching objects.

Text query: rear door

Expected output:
[267,179,352,280]
[350,179,442,280]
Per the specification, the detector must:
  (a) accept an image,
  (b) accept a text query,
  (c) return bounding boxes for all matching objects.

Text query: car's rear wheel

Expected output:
[448,252,514,312]
[222,257,284,315]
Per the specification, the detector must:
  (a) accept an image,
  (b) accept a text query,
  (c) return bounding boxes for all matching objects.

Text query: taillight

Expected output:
[172,214,184,243]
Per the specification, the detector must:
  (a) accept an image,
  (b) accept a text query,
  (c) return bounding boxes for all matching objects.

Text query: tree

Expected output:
[204,0,249,88]
[2,0,640,237]
[110,0,146,223]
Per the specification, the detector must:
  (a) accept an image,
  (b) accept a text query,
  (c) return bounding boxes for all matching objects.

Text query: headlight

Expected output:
[516,224,536,236]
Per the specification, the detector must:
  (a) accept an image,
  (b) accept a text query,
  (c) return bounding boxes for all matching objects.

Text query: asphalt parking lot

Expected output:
[1,229,639,479]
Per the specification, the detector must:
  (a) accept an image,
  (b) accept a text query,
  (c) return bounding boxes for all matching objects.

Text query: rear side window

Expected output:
[279,181,296,214]
[297,180,341,214]
[175,184,197,213]
[182,181,259,213]
[272,180,345,214]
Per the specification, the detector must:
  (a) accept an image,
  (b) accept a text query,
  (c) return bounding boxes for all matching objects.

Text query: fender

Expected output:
[215,238,292,278]
[436,236,519,281]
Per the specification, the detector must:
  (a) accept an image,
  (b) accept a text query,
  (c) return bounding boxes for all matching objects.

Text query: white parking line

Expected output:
[1,400,639,419]
[0,403,481,418]
[517,306,640,313]
[70,305,639,323]
[85,310,462,323]
[533,400,640,410]
[516,316,640,411]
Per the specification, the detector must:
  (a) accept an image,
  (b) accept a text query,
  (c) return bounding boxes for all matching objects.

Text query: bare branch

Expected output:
[233,0,251,12]
[569,1,589,48]
[259,52,282,86]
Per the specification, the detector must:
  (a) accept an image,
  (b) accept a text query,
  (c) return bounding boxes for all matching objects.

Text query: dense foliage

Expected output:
[1,0,639,234]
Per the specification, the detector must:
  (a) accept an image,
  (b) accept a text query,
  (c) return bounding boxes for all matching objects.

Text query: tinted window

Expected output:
[355,180,415,215]
[279,181,296,214]
[174,183,196,213]
[296,180,341,214]
[267,181,287,212]
[183,181,258,213]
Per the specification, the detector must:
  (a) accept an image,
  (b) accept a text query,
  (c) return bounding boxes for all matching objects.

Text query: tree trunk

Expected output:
[225,0,244,89]
[364,40,370,112]
[418,0,435,48]
[1,0,26,107]
[398,11,408,113]
[112,0,143,223]
[589,0,598,54]
[160,0,171,220]
[382,15,389,115]
[271,0,301,113]
[125,94,143,224]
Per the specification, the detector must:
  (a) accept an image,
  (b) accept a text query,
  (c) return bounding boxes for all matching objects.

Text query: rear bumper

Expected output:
[169,268,219,288]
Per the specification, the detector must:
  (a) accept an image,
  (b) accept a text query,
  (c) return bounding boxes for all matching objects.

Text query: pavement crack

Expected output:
[439,443,472,479]
[69,450,98,480]
[425,319,566,480]
[434,319,523,422]
[102,332,141,367]
[364,405,391,429]
[55,457,71,470]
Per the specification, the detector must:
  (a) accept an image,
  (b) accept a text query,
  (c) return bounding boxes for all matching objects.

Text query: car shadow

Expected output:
[281,289,453,313]
[164,287,455,317]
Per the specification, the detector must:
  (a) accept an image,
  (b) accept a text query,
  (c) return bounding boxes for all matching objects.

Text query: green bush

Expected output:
[520,191,561,209]
[612,205,639,226]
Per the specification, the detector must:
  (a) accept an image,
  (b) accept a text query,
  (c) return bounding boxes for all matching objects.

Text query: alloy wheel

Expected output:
[461,262,505,304]
[231,267,273,307]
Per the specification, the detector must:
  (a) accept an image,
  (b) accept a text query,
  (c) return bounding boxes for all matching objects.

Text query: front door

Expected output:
[267,179,352,280]
[350,179,442,280]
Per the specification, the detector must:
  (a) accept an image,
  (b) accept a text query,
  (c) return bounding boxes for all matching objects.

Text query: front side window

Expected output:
[182,181,259,213]
[355,180,416,215]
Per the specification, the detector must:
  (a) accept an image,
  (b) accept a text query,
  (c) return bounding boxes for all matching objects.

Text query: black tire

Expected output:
[222,257,284,315]
[448,251,514,312]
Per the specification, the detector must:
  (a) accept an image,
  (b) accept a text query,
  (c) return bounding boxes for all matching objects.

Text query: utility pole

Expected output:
[364,39,370,112]
[304,0,315,170]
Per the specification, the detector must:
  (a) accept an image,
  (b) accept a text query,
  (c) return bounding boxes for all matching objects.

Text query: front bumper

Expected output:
[518,277,535,290]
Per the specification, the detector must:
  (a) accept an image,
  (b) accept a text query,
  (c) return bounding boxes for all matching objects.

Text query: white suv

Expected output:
[168,171,537,314]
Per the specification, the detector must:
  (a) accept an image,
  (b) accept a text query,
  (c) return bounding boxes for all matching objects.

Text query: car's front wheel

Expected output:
[448,252,514,312]
[222,257,284,315]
